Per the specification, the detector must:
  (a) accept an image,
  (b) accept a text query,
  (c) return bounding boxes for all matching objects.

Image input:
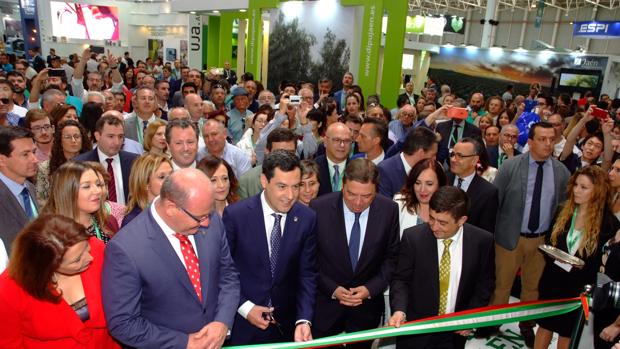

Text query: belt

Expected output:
[520,232,546,238]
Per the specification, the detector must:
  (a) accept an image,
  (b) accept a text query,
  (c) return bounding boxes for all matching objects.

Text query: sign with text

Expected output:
[573,21,620,39]
[187,14,202,70]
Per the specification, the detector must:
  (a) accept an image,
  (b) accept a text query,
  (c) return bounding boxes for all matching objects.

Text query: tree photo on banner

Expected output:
[267,1,353,92]
[147,38,163,61]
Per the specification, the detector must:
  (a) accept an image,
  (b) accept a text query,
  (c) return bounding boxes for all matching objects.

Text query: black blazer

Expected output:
[448,173,499,234]
[315,155,348,197]
[390,223,495,348]
[487,145,521,168]
[309,192,400,334]
[435,120,482,163]
[74,149,138,202]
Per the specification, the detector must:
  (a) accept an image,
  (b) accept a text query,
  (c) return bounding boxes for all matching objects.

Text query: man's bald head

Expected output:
[184,93,203,120]
[162,168,214,206]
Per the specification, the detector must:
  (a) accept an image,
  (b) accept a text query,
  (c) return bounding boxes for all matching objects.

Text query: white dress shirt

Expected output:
[343,199,370,260]
[0,238,7,273]
[400,152,413,175]
[238,192,289,318]
[150,198,199,269]
[97,148,125,205]
[437,226,464,314]
[453,172,475,192]
[172,160,196,171]
[326,156,347,191]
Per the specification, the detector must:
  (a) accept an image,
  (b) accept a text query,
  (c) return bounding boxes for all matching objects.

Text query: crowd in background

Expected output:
[0,46,620,349]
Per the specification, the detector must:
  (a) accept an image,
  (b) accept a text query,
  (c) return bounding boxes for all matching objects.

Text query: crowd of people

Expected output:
[1,47,620,349]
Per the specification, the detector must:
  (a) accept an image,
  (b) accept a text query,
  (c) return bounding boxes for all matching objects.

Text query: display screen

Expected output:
[50,2,119,40]
[558,73,600,88]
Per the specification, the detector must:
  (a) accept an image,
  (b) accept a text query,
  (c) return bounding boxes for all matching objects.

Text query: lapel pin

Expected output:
[293,216,298,222]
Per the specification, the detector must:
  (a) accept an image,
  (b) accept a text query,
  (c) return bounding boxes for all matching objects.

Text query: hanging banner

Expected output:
[187,14,203,70]
[573,21,620,39]
[444,15,466,34]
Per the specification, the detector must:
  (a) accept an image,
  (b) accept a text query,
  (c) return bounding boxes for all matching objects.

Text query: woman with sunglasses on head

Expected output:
[42,161,117,244]
[122,153,173,227]
[0,214,120,348]
[36,120,92,207]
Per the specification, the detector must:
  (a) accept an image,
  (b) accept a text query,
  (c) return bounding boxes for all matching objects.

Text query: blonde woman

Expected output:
[42,161,117,244]
[535,166,620,349]
[143,119,169,155]
[121,153,173,227]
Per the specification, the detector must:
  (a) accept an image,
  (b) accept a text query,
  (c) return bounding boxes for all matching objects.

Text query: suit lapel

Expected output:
[277,204,301,282]
[424,227,440,311]
[146,211,202,305]
[357,200,379,272]
[333,195,354,273]
[455,227,473,309]
[249,196,272,283]
[519,155,529,208]
[0,180,28,223]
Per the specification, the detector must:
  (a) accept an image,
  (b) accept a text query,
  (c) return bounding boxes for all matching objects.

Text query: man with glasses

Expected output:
[223,150,316,345]
[488,124,521,168]
[435,99,481,164]
[102,168,240,349]
[124,87,158,144]
[24,109,54,162]
[198,119,251,178]
[315,122,353,196]
[388,104,416,142]
[448,138,498,234]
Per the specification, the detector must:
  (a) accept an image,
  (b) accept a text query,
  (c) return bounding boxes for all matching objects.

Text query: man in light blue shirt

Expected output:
[227,87,254,144]
[198,119,251,178]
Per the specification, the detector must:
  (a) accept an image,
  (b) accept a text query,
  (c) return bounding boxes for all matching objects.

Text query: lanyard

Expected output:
[566,208,581,255]
[136,117,144,144]
[91,217,103,241]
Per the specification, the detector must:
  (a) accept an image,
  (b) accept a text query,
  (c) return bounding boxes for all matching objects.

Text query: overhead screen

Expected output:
[50,2,120,40]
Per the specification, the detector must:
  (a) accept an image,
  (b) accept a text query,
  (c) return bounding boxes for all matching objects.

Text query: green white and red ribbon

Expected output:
[224,297,587,349]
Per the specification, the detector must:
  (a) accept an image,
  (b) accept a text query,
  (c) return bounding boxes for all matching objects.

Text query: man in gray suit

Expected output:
[484,122,570,346]
[237,128,297,199]
[0,126,39,253]
[124,86,158,144]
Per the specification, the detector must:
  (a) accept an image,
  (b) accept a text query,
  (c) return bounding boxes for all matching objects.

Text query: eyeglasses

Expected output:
[32,124,54,133]
[0,98,10,104]
[503,134,518,140]
[449,151,477,159]
[62,134,82,141]
[178,205,212,225]
[326,136,353,146]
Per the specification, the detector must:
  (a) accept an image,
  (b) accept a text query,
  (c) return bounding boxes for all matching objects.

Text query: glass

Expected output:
[325,136,353,146]
[32,124,53,133]
[178,205,211,225]
[401,112,415,118]
[449,151,477,159]
[62,134,82,141]
[503,134,518,140]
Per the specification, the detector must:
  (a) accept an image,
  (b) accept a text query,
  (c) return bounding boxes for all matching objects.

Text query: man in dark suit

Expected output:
[74,115,138,205]
[0,126,39,253]
[223,150,316,345]
[434,117,481,163]
[390,186,495,348]
[102,168,240,348]
[487,124,521,168]
[315,122,352,196]
[377,127,438,198]
[310,159,399,348]
[223,61,237,86]
[448,138,498,234]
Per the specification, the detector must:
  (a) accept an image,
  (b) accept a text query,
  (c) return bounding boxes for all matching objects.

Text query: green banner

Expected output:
[224,297,585,349]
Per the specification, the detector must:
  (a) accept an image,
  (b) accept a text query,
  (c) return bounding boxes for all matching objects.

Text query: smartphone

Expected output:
[48,69,65,78]
[289,95,301,105]
[592,107,608,119]
[447,107,468,120]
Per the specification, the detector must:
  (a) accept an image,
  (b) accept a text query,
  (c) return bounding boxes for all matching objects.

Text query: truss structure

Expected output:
[408,0,619,13]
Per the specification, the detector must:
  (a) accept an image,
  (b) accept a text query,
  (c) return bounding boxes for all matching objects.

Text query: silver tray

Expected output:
[539,244,585,267]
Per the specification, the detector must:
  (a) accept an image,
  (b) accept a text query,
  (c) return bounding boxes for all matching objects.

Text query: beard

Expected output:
[11,86,24,94]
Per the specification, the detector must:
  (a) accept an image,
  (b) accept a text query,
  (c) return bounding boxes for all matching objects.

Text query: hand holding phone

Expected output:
[447,107,468,120]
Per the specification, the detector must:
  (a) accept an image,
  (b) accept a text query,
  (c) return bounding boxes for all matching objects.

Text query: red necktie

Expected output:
[105,158,117,202]
[174,233,202,301]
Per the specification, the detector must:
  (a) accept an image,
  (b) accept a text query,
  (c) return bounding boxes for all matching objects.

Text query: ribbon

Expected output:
[224,297,587,349]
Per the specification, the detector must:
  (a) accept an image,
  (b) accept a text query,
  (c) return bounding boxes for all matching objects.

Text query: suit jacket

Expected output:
[223,195,317,344]
[102,208,240,349]
[448,173,498,234]
[494,153,571,250]
[334,89,345,113]
[123,115,141,142]
[315,155,348,197]
[0,238,120,349]
[390,223,495,348]
[310,192,400,333]
[487,145,521,168]
[74,149,138,203]
[377,153,407,198]
[435,120,482,163]
[0,179,38,254]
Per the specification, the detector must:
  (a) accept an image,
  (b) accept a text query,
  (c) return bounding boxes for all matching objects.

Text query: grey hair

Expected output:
[41,89,65,107]
[500,124,519,135]
[83,90,105,104]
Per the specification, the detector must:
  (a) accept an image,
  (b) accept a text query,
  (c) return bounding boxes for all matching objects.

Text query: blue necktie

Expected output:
[528,161,545,233]
[332,164,340,192]
[349,212,361,271]
[270,213,282,278]
[20,187,36,220]
[142,120,149,133]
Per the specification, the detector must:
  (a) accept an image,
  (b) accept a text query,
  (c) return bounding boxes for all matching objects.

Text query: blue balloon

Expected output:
[515,112,540,146]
